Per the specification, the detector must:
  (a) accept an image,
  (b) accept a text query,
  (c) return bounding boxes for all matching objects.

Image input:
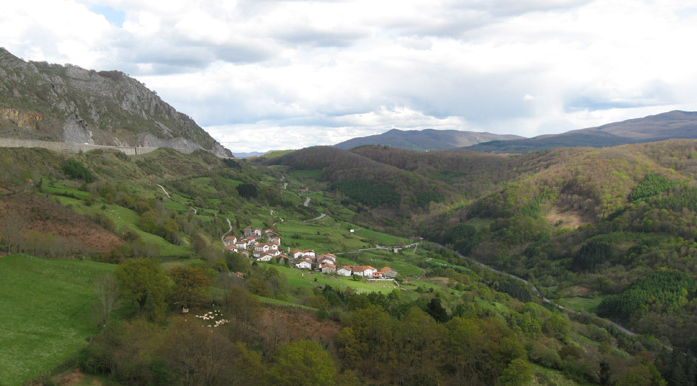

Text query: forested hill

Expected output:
[334,128,521,151]
[268,139,697,354]
[0,48,232,157]
[466,110,697,153]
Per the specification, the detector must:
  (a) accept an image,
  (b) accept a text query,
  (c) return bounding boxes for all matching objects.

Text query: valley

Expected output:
[3,136,697,385]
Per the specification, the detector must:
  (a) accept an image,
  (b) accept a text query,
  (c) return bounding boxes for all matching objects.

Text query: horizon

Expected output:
[2,1,697,153]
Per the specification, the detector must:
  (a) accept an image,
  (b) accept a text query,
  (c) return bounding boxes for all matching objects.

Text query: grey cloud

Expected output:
[564,81,674,112]
[275,27,369,48]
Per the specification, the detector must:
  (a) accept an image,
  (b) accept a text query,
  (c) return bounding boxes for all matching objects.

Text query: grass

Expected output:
[259,296,318,310]
[266,264,398,294]
[529,363,580,386]
[0,254,116,386]
[55,196,191,257]
[558,296,604,313]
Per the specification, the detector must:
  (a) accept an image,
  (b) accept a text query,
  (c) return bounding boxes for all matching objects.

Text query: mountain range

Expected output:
[0,48,232,157]
[333,111,697,153]
[466,110,697,153]
[334,128,521,151]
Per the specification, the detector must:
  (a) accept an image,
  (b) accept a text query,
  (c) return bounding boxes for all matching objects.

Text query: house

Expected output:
[244,236,257,247]
[302,250,316,258]
[372,271,384,279]
[337,265,356,277]
[265,229,279,238]
[224,245,238,253]
[381,267,399,278]
[292,249,304,259]
[273,254,290,263]
[354,266,377,278]
[235,240,249,249]
[223,235,237,246]
[256,254,274,262]
[234,272,245,279]
[243,226,254,237]
[269,236,281,245]
[253,228,262,238]
[317,253,336,263]
[321,263,336,274]
[296,259,312,270]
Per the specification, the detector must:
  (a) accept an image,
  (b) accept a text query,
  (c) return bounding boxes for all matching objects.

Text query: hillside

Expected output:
[467,110,697,153]
[0,48,232,157]
[335,128,521,151]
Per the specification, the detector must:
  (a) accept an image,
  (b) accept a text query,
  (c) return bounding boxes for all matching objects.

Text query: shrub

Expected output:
[62,159,94,182]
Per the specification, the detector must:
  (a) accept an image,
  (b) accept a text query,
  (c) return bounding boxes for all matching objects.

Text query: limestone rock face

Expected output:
[0,48,233,158]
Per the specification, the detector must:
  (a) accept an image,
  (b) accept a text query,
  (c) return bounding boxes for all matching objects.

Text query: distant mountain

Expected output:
[0,48,232,157]
[334,128,522,151]
[466,110,697,153]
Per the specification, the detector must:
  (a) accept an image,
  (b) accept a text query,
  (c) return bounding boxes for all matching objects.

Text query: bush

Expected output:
[62,159,94,182]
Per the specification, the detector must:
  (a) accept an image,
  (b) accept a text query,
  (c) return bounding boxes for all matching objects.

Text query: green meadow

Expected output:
[0,255,115,386]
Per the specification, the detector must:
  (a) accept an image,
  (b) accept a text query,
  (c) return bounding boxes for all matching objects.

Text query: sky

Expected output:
[2,0,697,154]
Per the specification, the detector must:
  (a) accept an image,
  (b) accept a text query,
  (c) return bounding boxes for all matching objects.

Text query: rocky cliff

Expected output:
[0,48,232,158]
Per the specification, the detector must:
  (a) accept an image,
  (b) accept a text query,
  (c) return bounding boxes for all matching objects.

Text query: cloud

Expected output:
[2,0,697,153]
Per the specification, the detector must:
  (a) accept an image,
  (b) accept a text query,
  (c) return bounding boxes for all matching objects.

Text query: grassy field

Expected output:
[266,264,399,294]
[0,255,116,386]
[558,296,604,313]
[55,196,191,257]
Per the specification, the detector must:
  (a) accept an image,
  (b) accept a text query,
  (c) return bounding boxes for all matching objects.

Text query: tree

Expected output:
[168,266,211,309]
[499,358,533,386]
[157,317,263,386]
[426,297,449,323]
[115,258,170,321]
[236,183,258,199]
[268,340,338,386]
[94,274,119,326]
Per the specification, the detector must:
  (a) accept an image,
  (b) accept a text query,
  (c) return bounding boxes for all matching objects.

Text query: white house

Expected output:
[354,266,376,278]
[302,250,316,258]
[292,249,304,259]
[256,254,274,262]
[296,260,312,270]
[337,266,355,276]
[225,245,238,253]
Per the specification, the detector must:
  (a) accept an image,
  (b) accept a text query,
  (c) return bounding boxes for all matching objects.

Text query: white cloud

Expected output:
[2,0,697,152]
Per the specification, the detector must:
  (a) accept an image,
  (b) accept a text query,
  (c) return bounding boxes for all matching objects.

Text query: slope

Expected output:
[0,47,231,157]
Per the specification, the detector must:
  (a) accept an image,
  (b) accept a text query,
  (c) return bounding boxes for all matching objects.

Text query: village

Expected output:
[223,226,398,280]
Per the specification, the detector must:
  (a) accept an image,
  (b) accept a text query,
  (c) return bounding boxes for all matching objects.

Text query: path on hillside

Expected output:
[270,209,285,225]
[157,184,171,198]
[306,213,327,222]
[430,242,637,337]
[334,242,420,255]
[221,218,233,243]
[303,196,311,207]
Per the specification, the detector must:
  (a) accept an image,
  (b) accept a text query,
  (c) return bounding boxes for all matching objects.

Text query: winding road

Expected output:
[221,218,233,243]
[430,242,637,337]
